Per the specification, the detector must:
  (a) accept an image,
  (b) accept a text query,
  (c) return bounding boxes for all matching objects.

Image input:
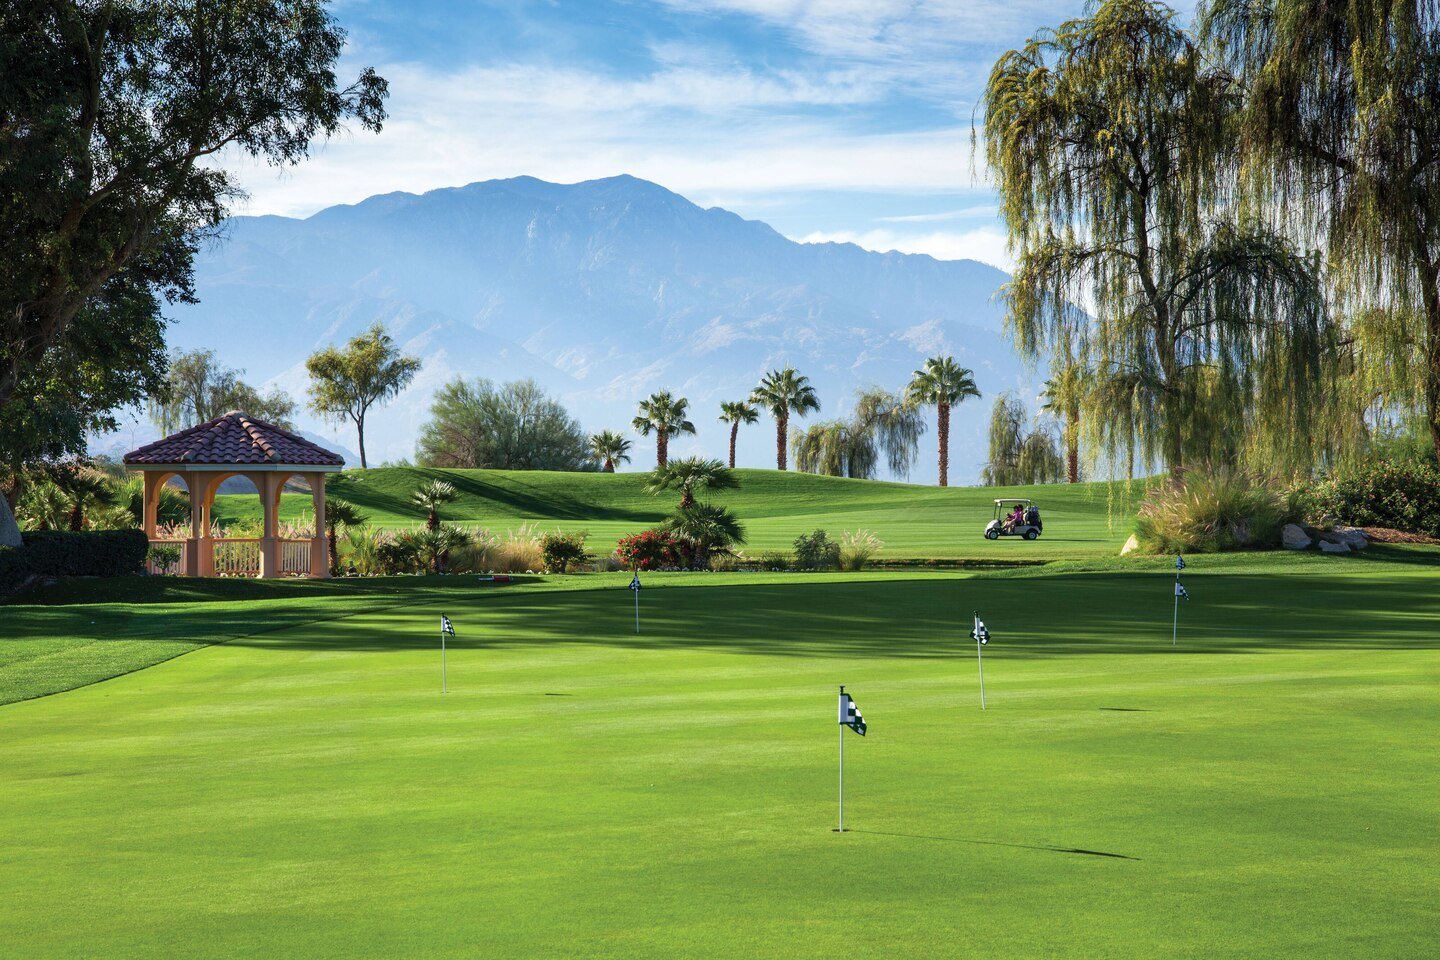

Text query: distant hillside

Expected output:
[149,175,1033,482]
[211,466,1131,560]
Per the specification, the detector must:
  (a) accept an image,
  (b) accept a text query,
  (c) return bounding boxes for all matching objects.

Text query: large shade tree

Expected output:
[750,367,820,471]
[150,349,296,432]
[0,1,386,455]
[983,0,1336,477]
[416,377,590,471]
[1201,0,1440,456]
[307,324,420,469]
[905,356,980,486]
[632,391,696,468]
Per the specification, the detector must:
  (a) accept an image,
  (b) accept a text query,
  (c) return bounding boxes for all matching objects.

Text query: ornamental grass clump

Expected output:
[839,530,885,571]
[1134,469,1286,553]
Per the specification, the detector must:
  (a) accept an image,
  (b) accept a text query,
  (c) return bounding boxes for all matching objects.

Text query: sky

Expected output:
[226,0,1192,271]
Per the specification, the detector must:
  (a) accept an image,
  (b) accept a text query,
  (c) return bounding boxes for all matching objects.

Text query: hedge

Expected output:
[1300,458,1440,537]
[0,529,150,596]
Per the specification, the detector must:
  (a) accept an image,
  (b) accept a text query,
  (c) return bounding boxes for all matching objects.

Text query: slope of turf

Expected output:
[2,557,1435,958]
[212,467,1143,559]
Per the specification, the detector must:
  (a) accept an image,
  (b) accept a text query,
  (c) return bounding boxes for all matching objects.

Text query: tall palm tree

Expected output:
[588,430,632,473]
[750,367,820,471]
[717,400,759,468]
[410,479,457,531]
[906,356,981,487]
[631,391,696,468]
[324,500,369,576]
[1040,362,1086,484]
[644,457,739,509]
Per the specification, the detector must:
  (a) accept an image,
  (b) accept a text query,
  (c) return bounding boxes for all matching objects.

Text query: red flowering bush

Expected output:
[616,529,685,570]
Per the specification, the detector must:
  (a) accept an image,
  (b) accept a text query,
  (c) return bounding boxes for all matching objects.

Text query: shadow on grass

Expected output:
[220,571,1440,658]
[847,829,1140,860]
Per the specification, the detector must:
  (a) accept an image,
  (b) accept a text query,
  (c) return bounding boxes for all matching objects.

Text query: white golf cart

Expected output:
[984,498,1043,541]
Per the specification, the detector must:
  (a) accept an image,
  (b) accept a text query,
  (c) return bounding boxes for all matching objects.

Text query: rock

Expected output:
[1120,534,1140,556]
[1330,526,1369,550]
[1282,523,1312,550]
[0,496,20,549]
[1319,539,1351,553]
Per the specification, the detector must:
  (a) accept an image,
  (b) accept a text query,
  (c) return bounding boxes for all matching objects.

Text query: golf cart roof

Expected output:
[993,498,1034,505]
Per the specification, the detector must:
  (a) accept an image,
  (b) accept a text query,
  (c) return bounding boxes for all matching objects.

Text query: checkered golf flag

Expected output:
[1175,555,1186,571]
[629,573,642,592]
[972,616,990,645]
[441,615,456,636]
[839,691,866,736]
[1175,582,1189,599]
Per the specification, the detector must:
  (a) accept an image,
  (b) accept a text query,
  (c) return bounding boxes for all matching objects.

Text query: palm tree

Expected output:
[644,457,739,509]
[400,524,472,575]
[52,468,118,531]
[663,502,746,569]
[717,401,759,468]
[631,391,696,468]
[410,479,457,531]
[750,367,820,471]
[1040,360,1087,484]
[906,356,981,487]
[324,500,369,576]
[588,430,632,473]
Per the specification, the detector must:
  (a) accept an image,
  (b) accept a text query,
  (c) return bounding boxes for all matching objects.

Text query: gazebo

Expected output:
[124,411,345,579]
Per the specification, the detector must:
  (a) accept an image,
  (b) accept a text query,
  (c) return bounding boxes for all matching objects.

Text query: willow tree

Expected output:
[1201,0,1440,456]
[792,389,924,479]
[983,0,1335,476]
[982,392,1064,486]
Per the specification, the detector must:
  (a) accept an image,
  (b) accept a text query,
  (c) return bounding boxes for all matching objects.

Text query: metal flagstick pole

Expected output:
[634,578,640,635]
[1172,573,1179,647]
[441,620,447,695]
[975,613,986,710]
[838,685,845,833]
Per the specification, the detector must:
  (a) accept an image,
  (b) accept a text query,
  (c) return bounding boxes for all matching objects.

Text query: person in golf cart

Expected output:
[1003,502,1026,532]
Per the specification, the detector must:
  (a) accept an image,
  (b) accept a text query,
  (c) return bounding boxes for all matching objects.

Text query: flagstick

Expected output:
[441,621,447,695]
[975,612,986,710]
[634,580,640,635]
[1172,574,1179,647]
[837,685,845,833]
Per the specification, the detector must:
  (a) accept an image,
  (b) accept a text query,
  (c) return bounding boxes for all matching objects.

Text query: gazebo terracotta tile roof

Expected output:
[123,411,345,467]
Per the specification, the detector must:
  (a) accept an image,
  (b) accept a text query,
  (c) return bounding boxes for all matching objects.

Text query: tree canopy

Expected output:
[792,389,924,480]
[150,349,296,433]
[416,378,591,472]
[307,324,419,469]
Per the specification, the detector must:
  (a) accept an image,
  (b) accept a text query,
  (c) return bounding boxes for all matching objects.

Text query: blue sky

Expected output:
[233,0,1196,270]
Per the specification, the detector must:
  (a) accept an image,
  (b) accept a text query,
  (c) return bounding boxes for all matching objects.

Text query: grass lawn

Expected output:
[2,550,1436,958]
[210,466,1143,560]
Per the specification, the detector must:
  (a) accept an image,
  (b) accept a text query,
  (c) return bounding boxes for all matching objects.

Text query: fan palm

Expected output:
[324,500,369,576]
[644,457,739,509]
[662,502,746,569]
[52,468,119,531]
[906,356,981,487]
[588,430,632,473]
[750,367,820,471]
[410,479,457,531]
[717,401,759,468]
[400,524,473,575]
[631,391,696,468]
[1040,361,1087,483]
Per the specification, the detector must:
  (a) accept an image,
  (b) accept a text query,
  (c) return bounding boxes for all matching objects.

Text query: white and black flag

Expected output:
[629,573,642,592]
[972,616,990,645]
[839,691,867,736]
[1175,582,1189,599]
[1175,555,1187,571]
[441,615,456,636]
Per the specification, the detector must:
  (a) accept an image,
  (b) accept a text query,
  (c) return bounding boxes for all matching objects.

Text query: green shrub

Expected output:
[793,529,841,571]
[1134,470,1286,554]
[1300,457,1440,537]
[0,529,150,595]
[146,544,182,574]
[541,530,590,573]
[756,550,791,572]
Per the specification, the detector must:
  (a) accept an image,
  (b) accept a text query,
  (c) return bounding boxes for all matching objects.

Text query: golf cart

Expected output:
[984,499,1043,541]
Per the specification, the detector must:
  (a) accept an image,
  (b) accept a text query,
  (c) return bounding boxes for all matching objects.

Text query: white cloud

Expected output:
[794,226,1013,271]
[877,205,997,223]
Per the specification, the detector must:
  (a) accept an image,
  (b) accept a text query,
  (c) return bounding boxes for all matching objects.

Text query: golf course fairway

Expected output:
[2,557,1435,958]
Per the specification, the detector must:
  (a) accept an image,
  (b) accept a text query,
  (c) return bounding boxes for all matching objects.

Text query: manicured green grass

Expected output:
[2,555,1436,958]
[211,467,1143,559]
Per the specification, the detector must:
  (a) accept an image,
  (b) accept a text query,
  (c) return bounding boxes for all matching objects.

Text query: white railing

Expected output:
[212,538,261,577]
[279,539,312,576]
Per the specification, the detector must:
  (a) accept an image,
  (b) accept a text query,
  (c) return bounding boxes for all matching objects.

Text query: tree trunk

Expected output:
[68,504,83,531]
[357,416,368,469]
[604,458,615,473]
[937,400,950,487]
[728,423,739,469]
[328,526,339,576]
[1067,410,1080,484]
[776,413,788,471]
[657,429,669,468]
[426,510,439,532]
[680,488,695,509]
[1422,259,1440,459]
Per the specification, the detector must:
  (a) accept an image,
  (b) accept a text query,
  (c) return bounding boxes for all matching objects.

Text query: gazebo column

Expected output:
[184,470,204,578]
[141,471,163,537]
[258,473,281,579]
[197,474,221,578]
[309,472,330,579]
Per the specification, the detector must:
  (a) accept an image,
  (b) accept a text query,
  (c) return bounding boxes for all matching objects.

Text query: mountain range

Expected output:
[106,175,1037,483]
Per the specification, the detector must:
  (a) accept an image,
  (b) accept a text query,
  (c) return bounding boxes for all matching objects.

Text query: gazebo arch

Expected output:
[123,411,345,578]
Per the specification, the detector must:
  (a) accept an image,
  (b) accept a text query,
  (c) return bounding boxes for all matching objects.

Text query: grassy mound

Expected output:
[213,467,1144,560]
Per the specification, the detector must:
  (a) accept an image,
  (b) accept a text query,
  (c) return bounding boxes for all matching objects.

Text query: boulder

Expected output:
[0,496,20,549]
[1120,534,1141,556]
[1330,526,1369,550]
[1318,539,1351,553]
[1281,523,1312,550]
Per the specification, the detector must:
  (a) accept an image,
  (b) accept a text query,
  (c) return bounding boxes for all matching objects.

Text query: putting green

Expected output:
[1,561,1436,958]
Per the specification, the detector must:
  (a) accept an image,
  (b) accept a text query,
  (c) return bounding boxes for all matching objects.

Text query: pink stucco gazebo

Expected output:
[123,411,345,578]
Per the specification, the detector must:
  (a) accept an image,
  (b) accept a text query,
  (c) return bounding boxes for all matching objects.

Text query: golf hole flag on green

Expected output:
[836,686,866,832]
[972,612,992,709]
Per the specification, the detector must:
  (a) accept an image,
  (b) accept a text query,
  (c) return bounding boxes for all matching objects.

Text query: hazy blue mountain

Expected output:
[149,175,1034,483]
